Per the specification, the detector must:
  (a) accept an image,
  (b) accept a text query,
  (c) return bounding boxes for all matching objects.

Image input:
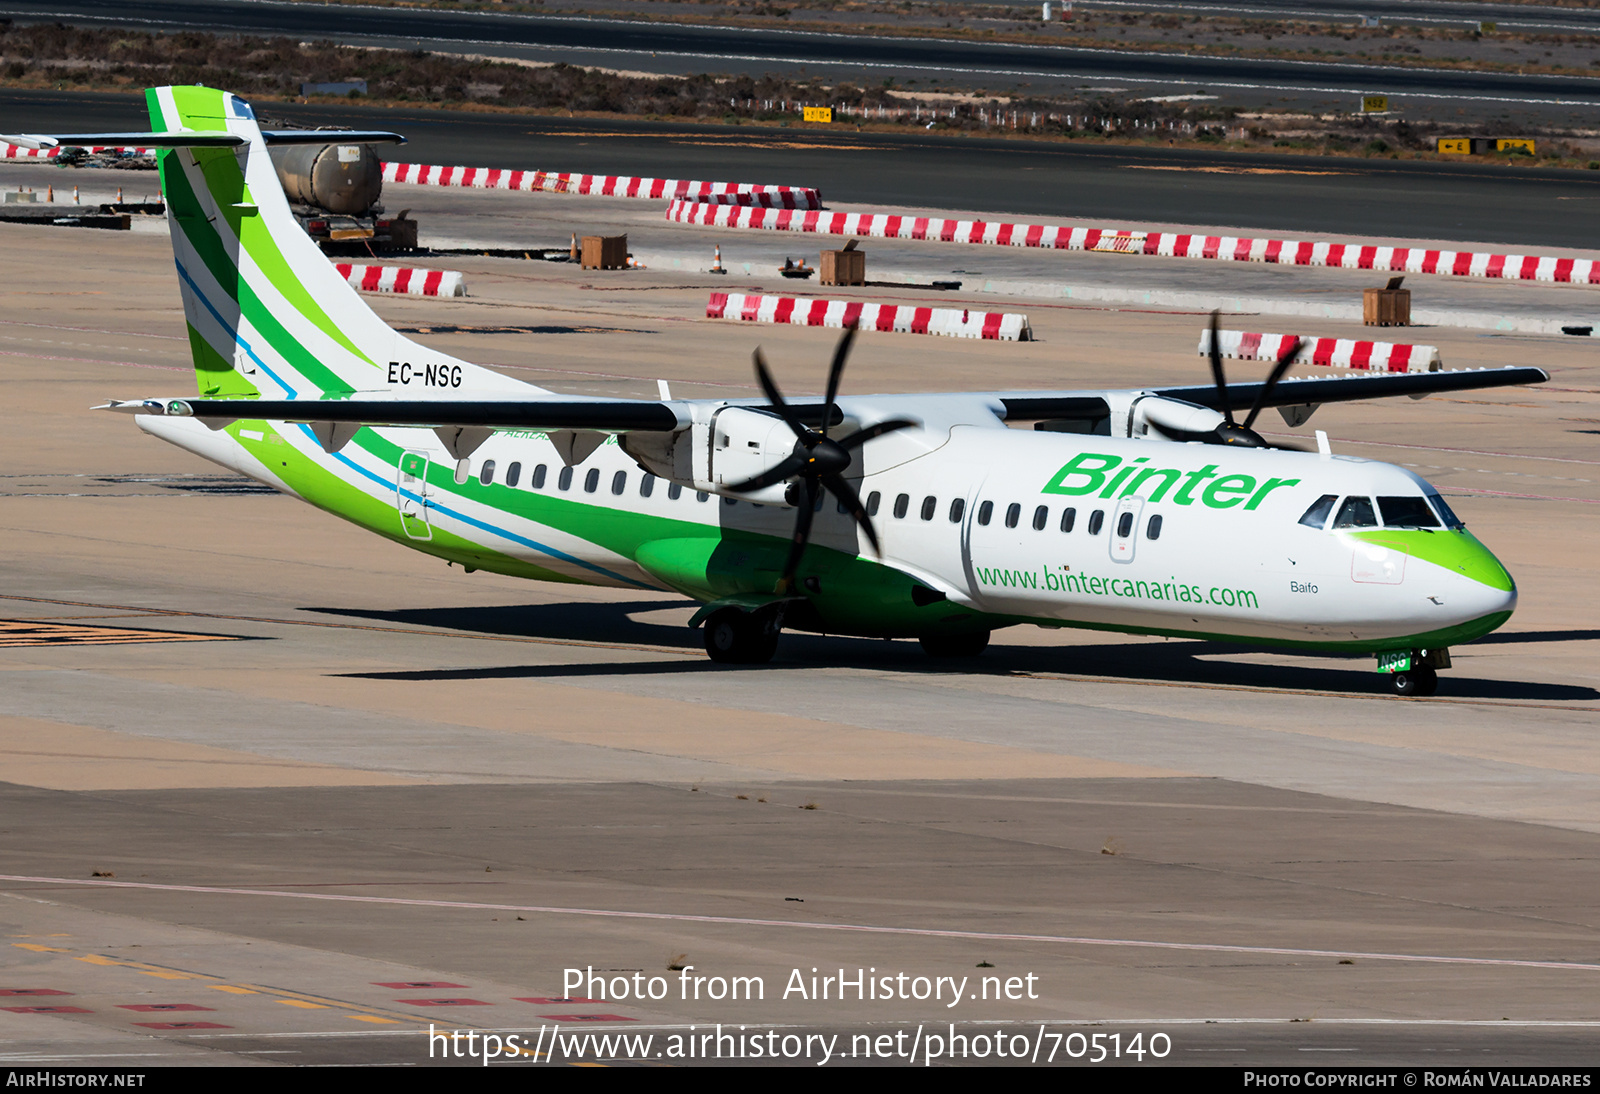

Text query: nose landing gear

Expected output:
[1379,647,1449,697]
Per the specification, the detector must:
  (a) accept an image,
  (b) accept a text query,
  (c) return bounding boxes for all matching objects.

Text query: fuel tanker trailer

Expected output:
[267,136,417,253]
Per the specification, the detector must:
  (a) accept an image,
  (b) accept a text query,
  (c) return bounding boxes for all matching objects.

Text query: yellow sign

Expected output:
[802,106,833,123]
[1497,138,1535,154]
[1361,95,1389,113]
[1437,138,1471,155]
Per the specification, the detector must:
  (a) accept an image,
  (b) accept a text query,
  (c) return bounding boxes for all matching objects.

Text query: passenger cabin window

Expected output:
[1060,507,1076,534]
[584,469,600,493]
[454,459,470,485]
[505,462,521,488]
[1378,496,1441,528]
[612,471,627,496]
[1004,503,1021,529]
[893,493,910,519]
[479,460,496,486]
[1333,496,1378,529]
[695,491,709,502]
[723,496,736,507]
[1147,514,1163,540]
[1087,510,1104,535]
[1116,512,1134,537]
[867,492,881,517]
[558,466,574,491]
[977,500,993,526]
[948,498,965,523]
[921,496,937,521]
[668,482,683,500]
[1298,494,1337,530]
[532,463,548,489]
[639,474,655,498]
[1031,505,1047,531]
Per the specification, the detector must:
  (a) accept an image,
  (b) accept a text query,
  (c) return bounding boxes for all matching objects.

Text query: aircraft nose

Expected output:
[1447,533,1517,620]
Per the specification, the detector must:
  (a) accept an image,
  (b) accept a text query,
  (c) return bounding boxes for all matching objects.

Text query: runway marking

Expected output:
[6,873,1599,975]
[1124,165,1353,176]
[0,619,240,648]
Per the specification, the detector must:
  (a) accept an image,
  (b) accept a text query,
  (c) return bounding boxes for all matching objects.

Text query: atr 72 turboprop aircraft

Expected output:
[8,86,1547,696]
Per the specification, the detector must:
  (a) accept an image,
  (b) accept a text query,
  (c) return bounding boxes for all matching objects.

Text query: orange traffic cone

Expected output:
[710,244,727,275]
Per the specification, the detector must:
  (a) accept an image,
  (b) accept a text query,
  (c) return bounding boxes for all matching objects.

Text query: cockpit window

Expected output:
[1332,496,1378,529]
[1298,494,1337,530]
[1378,496,1441,529]
[1426,492,1465,529]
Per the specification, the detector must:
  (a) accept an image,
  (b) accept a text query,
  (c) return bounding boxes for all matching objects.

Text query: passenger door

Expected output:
[397,450,432,541]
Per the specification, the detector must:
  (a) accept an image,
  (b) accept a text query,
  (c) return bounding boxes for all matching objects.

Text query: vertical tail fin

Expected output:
[146,85,530,400]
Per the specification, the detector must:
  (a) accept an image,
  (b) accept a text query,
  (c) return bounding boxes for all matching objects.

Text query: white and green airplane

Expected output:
[13,86,1547,695]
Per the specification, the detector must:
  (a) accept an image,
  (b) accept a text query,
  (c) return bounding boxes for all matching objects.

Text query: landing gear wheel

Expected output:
[704,609,779,665]
[1391,664,1438,697]
[918,630,990,658]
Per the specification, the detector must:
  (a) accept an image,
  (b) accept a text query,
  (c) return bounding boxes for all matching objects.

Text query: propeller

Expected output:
[1150,312,1303,448]
[723,328,917,594]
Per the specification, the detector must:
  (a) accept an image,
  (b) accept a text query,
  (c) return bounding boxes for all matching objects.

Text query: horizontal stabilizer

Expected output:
[260,130,406,145]
[3,130,403,150]
[1,131,245,149]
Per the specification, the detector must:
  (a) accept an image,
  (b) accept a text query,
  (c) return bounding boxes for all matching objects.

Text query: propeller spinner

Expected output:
[724,328,917,594]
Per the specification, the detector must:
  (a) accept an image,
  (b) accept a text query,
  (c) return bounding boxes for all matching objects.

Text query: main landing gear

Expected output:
[703,608,781,665]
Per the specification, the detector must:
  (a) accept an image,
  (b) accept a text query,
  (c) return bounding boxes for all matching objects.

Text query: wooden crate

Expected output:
[1363,287,1410,326]
[820,248,865,286]
[581,234,628,270]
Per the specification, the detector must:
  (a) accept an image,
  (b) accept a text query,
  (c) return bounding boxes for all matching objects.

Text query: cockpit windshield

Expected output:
[1332,496,1378,529]
[1377,496,1442,529]
[1426,492,1465,529]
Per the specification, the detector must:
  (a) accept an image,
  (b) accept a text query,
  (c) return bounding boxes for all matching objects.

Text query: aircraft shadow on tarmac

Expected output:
[312,603,1600,702]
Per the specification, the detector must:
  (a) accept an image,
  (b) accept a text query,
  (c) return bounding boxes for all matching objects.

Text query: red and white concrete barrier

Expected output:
[1201,328,1441,373]
[335,264,465,297]
[382,162,821,209]
[667,200,1600,286]
[706,292,1031,341]
[2,143,157,158]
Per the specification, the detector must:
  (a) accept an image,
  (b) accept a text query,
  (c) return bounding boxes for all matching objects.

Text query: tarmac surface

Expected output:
[1,163,1600,1066]
[9,89,1600,249]
[13,0,1600,118]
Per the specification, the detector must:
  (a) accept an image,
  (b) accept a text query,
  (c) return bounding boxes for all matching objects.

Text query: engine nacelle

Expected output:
[1130,395,1226,441]
[619,404,799,505]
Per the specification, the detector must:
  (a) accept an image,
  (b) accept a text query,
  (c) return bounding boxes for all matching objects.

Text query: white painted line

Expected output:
[4,873,1598,974]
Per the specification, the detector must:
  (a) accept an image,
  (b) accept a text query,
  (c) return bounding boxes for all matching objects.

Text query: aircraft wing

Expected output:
[101,397,687,432]
[995,365,1549,421]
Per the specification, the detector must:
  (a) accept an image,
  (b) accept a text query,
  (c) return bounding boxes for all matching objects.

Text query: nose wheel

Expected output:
[1390,664,1438,697]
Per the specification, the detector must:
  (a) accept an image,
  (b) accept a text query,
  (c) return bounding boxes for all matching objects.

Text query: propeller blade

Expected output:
[775,477,819,594]
[753,348,809,440]
[722,452,808,494]
[836,417,918,451]
[823,473,881,556]
[1207,311,1235,426]
[821,327,854,440]
[1242,338,1302,431]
